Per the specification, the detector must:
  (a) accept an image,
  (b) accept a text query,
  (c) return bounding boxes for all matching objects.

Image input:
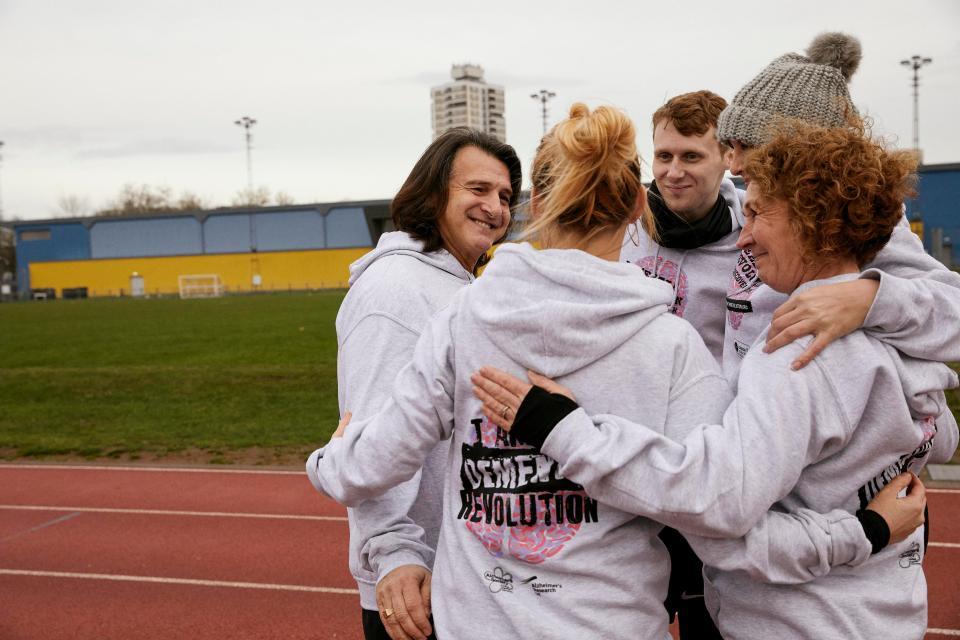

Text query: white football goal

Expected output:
[178,274,224,299]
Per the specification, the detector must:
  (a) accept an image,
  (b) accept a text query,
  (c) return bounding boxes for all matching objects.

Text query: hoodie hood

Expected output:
[468,243,675,378]
[348,230,473,286]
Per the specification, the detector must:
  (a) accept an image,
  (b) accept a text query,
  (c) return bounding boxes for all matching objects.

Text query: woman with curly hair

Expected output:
[472,121,956,639]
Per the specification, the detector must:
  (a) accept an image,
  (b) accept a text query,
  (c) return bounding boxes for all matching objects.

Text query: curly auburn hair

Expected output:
[743,120,917,267]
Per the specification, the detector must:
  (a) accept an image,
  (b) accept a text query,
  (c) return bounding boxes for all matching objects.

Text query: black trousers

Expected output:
[361,607,437,640]
[659,526,723,639]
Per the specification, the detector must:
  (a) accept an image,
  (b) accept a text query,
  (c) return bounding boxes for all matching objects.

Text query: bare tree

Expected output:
[274,191,296,206]
[232,186,272,207]
[96,183,175,217]
[0,227,15,278]
[176,191,208,211]
[56,194,91,217]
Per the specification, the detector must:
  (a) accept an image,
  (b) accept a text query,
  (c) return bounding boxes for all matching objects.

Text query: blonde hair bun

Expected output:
[525,103,649,246]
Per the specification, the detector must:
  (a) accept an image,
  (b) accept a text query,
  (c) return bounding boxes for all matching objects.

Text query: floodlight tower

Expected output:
[900,55,932,154]
[234,116,257,192]
[530,89,556,137]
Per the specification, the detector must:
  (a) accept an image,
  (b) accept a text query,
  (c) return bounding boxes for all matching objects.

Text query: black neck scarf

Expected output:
[647,181,732,249]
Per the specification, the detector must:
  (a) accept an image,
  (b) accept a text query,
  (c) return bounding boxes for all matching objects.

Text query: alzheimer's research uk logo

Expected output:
[899,542,921,569]
[484,566,514,593]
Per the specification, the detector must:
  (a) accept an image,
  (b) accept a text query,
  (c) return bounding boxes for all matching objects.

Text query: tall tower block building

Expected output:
[431,64,506,142]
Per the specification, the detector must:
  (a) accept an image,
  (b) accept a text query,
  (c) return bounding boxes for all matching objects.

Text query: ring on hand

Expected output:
[500,404,510,419]
[383,607,395,618]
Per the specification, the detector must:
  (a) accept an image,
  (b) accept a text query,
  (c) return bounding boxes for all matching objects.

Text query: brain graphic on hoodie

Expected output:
[637,256,688,318]
[457,417,599,564]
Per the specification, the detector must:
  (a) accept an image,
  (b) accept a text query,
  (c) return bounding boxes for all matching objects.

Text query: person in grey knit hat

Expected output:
[716,31,960,390]
[715,31,960,587]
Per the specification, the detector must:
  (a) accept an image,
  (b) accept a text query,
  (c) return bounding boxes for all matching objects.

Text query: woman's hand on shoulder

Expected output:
[471,368,575,431]
[765,279,879,370]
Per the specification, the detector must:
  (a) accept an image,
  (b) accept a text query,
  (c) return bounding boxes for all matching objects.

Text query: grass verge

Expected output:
[0,292,343,465]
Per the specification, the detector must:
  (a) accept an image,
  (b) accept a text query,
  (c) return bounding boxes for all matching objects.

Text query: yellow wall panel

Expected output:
[29,248,368,297]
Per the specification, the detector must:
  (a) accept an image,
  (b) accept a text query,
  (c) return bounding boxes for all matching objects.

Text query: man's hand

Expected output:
[765,279,879,370]
[866,472,926,545]
[376,565,432,640]
[471,367,575,431]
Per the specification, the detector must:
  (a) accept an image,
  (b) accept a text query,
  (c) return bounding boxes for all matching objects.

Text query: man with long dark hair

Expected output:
[314,128,520,640]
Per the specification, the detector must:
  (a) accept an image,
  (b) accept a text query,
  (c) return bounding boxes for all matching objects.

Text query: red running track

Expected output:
[0,463,957,639]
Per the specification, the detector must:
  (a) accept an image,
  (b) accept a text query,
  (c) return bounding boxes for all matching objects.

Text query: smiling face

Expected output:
[652,122,729,222]
[437,145,513,270]
[736,182,807,294]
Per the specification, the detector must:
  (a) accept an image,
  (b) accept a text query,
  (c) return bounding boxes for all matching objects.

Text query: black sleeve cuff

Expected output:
[511,385,579,449]
[856,508,891,555]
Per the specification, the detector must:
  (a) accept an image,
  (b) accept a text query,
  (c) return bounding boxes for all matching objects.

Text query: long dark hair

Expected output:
[391,128,522,258]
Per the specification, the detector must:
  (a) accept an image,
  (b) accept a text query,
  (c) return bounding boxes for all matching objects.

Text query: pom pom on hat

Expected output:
[806,32,862,81]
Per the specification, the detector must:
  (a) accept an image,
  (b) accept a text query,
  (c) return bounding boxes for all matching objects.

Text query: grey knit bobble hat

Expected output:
[717,32,862,147]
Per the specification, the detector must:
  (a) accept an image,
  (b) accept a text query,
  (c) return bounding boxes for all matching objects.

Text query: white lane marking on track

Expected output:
[0,505,345,522]
[0,463,302,476]
[0,569,359,594]
[929,542,960,549]
[928,489,960,494]
[927,630,960,637]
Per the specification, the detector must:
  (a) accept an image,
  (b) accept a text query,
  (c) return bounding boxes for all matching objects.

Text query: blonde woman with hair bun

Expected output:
[526,103,656,251]
[310,103,735,639]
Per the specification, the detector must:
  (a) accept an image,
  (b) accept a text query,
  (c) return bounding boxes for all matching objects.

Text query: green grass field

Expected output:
[0,292,345,465]
[1,292,958,466]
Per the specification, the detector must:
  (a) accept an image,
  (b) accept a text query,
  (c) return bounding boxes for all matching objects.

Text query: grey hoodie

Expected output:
[722,216,960,462]
[621,178,744,363]
[315,230,473,610]
[310,242,732,639]
[539,273,958,639]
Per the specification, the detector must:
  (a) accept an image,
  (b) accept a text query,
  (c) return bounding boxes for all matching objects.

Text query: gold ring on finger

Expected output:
[383,607,395,618]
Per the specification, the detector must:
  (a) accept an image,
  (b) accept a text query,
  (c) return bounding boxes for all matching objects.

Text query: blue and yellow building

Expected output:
[11,200,393,298]
[905,162,960,268]
[9,161,958,300]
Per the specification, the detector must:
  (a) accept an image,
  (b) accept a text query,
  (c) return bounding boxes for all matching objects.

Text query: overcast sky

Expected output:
[2,0,958,221]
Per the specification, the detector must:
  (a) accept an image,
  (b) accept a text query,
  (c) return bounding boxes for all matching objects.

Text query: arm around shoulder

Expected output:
[310,306,460,506]
[859,221,960,360]
[686,507,871,584]
[544,347,841,538]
